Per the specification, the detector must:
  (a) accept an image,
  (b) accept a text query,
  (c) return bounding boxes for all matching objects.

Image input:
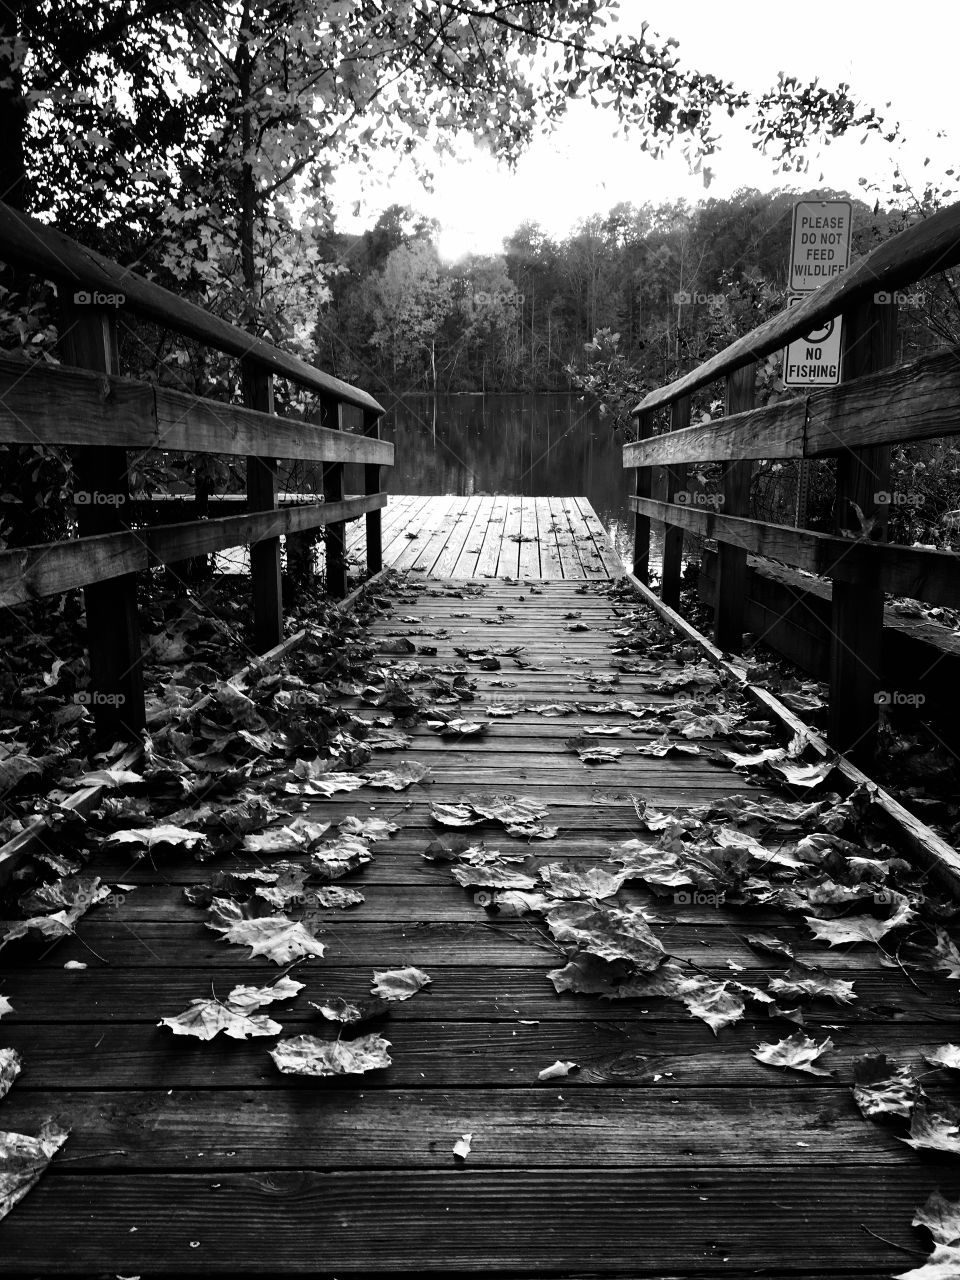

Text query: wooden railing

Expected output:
[624,200,960,762]
[0,202,393,740]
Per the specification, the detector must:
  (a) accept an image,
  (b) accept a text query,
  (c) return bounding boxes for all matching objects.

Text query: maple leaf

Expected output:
[804,897,916,946]
[224,977,304,1011]
[0,1049,21,1101]
[577,746,623,764]
[0,1121,69,1222]
[923,1045,960,1072]
[753,1033,835,1076]
[242,819,330,854]
[614,842,692,891]
[539,862,630,900]
[548,953,633,995]
[270,1033,392,1077]
[309,835,373,880]
[74,767,143,788]
[310,996,391,1025]
[546,901,664,971]
[316,886,364,907]
[538,1060,578,1080]
[284,771,365,797]
[371,966,432,1001]
[913,1191,960,1247]
[895,1244,960,1280]
[431,802,484,827]
[634,735,700,757]
[0,994,12,1019]
[428,719,487,737]
[768,968,858,1005]
[254,863,312,909]
[451,861,538,890]
[361,761,430,790]
[491,890,553,915]
[851,1053,922,1119]
[105,823,206,850]
[206,901,325,964]
[901,1102,960,1155]
[0,910,81,950]
[927,928,960,979]
[745,934,797,963]
[678,976,745,1035]
[159,999,282,1040]
[338,816,397,840]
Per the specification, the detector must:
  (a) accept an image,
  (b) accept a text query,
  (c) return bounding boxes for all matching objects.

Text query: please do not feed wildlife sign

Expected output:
[782,199,852,388]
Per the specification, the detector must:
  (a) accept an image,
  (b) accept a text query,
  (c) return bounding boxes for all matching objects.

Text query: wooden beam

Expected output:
[660,395,689,608]
[0,354,394,465]
[58,300,145,742]
[629,496,960,610]
[624,344,960,467]
[363,407,383,575]
[242,362,283,653]
[828,297,897,760]
[0,201,384,413]
[634,198,960,412]
[631,410,653,582]
[713,363,755,653]
[321,397,347,598]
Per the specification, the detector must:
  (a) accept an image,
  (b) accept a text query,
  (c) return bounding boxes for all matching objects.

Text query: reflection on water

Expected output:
[359,393,635,566]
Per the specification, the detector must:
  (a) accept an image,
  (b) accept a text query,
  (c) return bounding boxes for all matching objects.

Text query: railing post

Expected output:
[320,395,347,598]
[632,409,654,583]
[713,363,756,653]
[363,407,383,575]
[59,298,145,741]
[828,297,897,760]
[660,395,690,609]
[242,360,283,652]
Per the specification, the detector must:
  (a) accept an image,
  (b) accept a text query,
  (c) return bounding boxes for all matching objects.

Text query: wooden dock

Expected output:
[2,573,957,1277]
[346,494,623,578]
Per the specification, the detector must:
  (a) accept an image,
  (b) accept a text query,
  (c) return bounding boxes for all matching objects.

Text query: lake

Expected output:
[368,392,635,568]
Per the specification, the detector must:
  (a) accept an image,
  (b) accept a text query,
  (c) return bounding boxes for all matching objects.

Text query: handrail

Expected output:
[633,199,960,414]
[0,202,384,414]
[623,196,960,766]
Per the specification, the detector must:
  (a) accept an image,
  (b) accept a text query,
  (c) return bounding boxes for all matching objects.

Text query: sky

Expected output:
[329,0,958,261]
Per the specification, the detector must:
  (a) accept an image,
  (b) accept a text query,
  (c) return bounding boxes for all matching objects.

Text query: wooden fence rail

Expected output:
[624,199,960,762]
[0,202,393,740]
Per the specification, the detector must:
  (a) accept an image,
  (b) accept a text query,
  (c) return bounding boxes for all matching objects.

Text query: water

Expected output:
[356,393,635,567]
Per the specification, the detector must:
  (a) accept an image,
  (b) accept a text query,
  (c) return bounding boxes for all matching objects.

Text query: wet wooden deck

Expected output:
[1,575,957,1277]
[347,494,624,578]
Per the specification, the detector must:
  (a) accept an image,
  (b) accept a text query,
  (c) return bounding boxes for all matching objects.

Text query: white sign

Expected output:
[789,200,852,292]
[783,295,842,387]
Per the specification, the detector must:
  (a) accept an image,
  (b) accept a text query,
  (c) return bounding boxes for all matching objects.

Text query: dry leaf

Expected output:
[0,1049,21,1101]
[923,1045,960,1072]
[0,1121,69,1222]
[371,966,432,1002]
[159,999,282,1040]
[538,1060,578,1080]
[206,900,325,964]
[224,977,304,1011]
[311,996,390,1025]
[902,1102,960,1155]
[453,1132,472,1160]
[852,1053,922,1119]
[316,886,365,908]
[753,1032,835,1076]
[913,1191,960,1246]
[105,824,205,850]
[546,901,664,971]
[895,1244,960,1280]
[270,1033,391,1077]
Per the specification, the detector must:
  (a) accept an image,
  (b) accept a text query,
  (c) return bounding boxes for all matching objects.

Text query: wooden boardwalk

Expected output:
[346,494,623,578]
[1,575,958,1277]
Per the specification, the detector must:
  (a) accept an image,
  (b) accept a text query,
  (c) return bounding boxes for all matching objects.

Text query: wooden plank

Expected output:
[410,496,466,573]
[517,495,542,578]
[431,496,483,578]
[660,396,689,607]
[625,345,960,466]
[5,1021,949,1092]
[474,495,509,577]
[0,354,393,463]
[713,364,755,653]
[629,495,960,610]
[447,495,495,577]
[389,496,454,572]
[631,409,654,581]
[0,1088,925,1169]
[0,203,384,412]
[0,1167,939,1271]
[0,496,386,607]
[362,408,383,575]
[498,494,523,578]
[573,497,623,578]
[635,197,960,411]
[534,497,564,579]
[828,297,897,760]
[546,495,584,578]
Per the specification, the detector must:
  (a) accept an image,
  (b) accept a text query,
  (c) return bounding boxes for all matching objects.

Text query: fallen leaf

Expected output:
[316,886,365,908]
[159,999,282,1040]
[539,863,630,900]
[0,1121,69,1222]
[371,966,432,1002]
[852,1052,922,1119]
[538,1060,579,1080]
[338,816,397,841]
[224,977,304,1011]
[923,1045,960,1072]
[453,1132,473,1160]
[768,968,857,1005]
[895,1244,960,1280]
[269,1033,392,1077]
[753,1033,835,1076]
[0,995,12,1018]
[546,901,664,971]
[105,824,206,850]
[206,901,325,964]
[74,767,143,788]
[361,761,429,790]
[913,1190,960,1246]
[902,1102,960,1155]
[0,1049,21,1100]
[310,996,390,1025]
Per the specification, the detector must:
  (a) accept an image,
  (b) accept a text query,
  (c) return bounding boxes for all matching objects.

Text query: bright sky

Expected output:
[330,0,958,261]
